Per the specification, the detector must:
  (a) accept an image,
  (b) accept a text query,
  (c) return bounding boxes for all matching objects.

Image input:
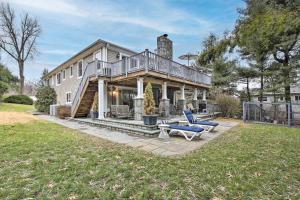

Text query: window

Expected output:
[62,70,66,80]
[70,66,73,77]
[78,61,83,78]
[66,92,72,103]
[56,73,61,85]
[295,96,300,102]
[258,96,267,102]
[279,96,284,101]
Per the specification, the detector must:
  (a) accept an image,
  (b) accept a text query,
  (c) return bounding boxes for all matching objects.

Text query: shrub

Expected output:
[35,86,56,113]
[4,94,33,105]
[215,94,241,118]
[0,81,9,100]
[144,82,155,115]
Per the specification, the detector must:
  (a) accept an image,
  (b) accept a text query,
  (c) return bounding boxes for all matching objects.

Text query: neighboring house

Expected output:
[252,84,300,103]
[43,34,211,120]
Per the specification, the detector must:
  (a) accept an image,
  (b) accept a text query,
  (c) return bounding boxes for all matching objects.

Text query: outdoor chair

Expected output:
[110,105,132,119]
[158,121,205,141]
[183,109,219,132]
[187,103,197,113]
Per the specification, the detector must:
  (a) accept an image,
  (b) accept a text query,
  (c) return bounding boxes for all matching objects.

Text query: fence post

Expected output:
[243,102,246,122]
[288,102,291,127]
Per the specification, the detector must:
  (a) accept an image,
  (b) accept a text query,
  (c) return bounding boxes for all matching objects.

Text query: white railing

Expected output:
[107,50,211,85]
[71,62,97,115]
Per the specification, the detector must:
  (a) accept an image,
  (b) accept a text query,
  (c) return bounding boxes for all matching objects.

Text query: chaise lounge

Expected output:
[159,121,205,141]
[183,110,219,132]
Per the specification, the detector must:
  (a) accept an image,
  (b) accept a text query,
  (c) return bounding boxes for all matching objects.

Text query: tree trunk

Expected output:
[259,72,264,122]
[282,58,292,123]
[18,60,24,94]
[246,77,251,102]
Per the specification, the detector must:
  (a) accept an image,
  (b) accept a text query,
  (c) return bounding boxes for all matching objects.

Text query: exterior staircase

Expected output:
[71,60,111,118]
[73,81,97,117]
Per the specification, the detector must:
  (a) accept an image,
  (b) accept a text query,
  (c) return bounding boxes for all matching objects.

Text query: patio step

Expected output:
[69,118,160,137]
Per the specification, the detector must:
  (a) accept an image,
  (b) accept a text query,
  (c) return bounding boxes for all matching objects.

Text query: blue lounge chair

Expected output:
[158,121,205,141]
[183,110,219,132]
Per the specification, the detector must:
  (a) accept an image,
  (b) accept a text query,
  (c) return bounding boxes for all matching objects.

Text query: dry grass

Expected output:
[0,112,37,125]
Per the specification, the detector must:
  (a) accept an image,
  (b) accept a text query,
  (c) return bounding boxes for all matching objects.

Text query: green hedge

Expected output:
[4,95,33,105]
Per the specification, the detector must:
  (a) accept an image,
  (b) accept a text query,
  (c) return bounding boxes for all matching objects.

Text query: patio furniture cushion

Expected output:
[169,124,204,133]
[193,120,219,126]
[183,110,195,123]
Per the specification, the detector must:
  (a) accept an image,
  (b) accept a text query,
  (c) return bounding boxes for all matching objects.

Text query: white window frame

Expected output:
[56,72,61,86]
[77,60,83,79]
[70,65,73,78]
[295,95,300,102]
[62,69,66,80]
[66,92,72,104]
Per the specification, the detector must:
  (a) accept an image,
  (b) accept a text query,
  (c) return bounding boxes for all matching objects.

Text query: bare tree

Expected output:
[0,3,41,94]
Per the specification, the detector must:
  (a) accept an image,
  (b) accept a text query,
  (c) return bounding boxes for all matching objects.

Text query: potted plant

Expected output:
[143,82,158,125]
[91,92,98,119]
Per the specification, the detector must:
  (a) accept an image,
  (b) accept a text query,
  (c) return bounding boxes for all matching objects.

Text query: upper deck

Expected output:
[86,50,211,87]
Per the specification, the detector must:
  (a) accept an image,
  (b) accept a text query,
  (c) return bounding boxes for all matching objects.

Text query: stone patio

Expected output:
[37,115,239,157]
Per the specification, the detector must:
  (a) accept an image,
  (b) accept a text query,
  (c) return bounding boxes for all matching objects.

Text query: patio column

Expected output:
[134,77,144,120]
[192,88,199,113]
[177,84,186,112]
[137,77,144,98]
[98,79,106,119]
[159,81,170,117]
[202,89,207,101]
[115,86,120,105]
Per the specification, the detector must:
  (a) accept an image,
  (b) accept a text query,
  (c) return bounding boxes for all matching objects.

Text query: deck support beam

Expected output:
[192,88,199,113]
[177,84,186,112]
[98,79,106,119]
[159,81,170,117]
[134,77,144,120]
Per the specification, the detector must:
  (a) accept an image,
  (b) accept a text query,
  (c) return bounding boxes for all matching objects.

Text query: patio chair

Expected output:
[183,109,219,132]
[187,103,197,113]
[158,121,205,141]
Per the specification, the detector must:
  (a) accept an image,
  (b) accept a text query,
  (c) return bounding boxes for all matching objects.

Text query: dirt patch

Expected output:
[0,112,37,125]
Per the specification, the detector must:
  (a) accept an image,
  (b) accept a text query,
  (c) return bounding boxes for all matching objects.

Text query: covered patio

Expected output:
[97,75,209,121]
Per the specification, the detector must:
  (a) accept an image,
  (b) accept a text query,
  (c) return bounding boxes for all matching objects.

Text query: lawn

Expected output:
[0,103,34,112]
[0,105,299,199]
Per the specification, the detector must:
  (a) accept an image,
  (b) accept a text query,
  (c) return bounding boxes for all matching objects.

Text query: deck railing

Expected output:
[107,50,211,85]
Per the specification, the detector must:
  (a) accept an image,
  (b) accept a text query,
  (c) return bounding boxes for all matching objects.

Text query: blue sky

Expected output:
[2,0,244,80]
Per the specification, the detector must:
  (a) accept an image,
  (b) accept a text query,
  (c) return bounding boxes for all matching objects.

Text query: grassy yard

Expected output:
[0,103,34,112]
[0,105,299,199]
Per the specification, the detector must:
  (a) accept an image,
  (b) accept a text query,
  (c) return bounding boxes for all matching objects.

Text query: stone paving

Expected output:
[37,115,239,157]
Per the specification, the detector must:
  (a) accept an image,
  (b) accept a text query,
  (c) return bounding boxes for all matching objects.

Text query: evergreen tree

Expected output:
[236,67,257,101]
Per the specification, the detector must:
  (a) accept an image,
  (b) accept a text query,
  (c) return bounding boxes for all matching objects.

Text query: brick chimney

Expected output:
[157,34,173,60]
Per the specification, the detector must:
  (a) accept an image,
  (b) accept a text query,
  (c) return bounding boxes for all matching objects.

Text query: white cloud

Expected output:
[8,0,88,17]
[8,0,215,36]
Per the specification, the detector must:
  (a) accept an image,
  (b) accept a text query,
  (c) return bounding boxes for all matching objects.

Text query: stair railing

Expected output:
[71,61,98,116]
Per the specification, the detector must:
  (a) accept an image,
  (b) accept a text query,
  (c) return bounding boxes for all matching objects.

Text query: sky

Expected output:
[1,0,245,81]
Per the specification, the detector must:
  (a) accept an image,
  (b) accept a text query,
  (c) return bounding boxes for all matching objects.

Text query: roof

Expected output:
[43,39,138,79]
